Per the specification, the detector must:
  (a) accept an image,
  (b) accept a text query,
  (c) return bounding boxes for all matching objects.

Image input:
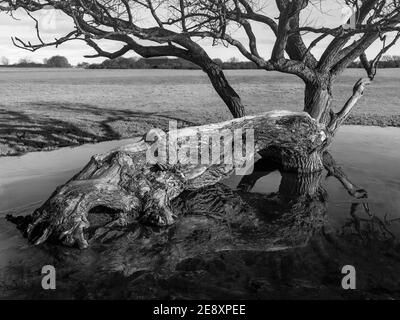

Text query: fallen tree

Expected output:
[7,111,365,249]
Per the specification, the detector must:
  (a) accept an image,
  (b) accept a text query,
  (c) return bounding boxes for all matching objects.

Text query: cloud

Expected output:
[0,4,399,65]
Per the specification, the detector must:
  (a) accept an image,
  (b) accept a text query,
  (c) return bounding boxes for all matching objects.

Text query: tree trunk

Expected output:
[7,111,328,248]
[304,82,333,125]
[203,63,245,118]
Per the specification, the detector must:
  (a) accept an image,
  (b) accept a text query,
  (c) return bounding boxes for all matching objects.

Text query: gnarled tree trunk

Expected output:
[304,81,333,125]
[8,111,330,249]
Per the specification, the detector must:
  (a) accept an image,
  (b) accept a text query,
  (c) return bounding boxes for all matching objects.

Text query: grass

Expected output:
[0,68,399,156]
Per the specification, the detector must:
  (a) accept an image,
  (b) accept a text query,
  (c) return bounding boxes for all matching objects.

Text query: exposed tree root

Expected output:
[7,111,347,249]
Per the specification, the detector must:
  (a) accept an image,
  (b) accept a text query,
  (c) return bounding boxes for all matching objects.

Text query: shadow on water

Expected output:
[2,157,400,300]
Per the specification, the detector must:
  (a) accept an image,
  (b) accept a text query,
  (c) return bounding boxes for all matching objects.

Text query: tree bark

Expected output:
[304,82,333,125]
[7,111,329,249]
[203,63,245,118]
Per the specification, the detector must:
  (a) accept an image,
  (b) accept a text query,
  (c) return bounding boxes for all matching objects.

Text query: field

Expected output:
[0,68,399,156]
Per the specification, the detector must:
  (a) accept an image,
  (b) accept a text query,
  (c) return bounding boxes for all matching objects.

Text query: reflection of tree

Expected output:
[5,154,400,299]
[322,151,367,199]
[236,157,328,247]
[234,152,399,248]
[342,202,396,242]
[238,154,398,247]
[71,153,397,282]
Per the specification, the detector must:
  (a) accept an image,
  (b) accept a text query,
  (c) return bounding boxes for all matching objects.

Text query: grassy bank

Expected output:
[1,68,399,157]
[346,114,400,127]
[1,104,399,157]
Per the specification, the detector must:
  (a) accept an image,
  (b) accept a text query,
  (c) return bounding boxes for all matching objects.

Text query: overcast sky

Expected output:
[0,2,399,66]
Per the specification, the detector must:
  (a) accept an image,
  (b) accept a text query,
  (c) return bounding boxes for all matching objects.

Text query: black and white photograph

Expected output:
[0,0,399,305]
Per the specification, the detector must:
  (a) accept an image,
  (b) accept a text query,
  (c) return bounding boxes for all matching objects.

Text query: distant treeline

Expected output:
[2,54,400,70]
[0,55,71,68]
[84,56,400,70]
[83,57,258,70]
[348,55,400,68]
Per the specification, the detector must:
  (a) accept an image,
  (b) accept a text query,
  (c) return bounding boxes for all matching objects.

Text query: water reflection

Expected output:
[342,202,396,242]
[2,157,400,299]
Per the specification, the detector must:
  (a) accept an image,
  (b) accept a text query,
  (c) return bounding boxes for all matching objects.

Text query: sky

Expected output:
[0,1,399,66]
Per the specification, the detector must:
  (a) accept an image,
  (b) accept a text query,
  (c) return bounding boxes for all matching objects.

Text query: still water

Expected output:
[0,126,399,299]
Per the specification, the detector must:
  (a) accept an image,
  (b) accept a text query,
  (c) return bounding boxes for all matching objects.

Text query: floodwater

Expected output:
[0,126,399,299]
